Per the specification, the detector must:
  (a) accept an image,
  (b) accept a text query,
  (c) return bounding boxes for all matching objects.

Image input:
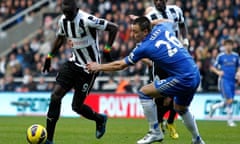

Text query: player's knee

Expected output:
[139,86,146,94]
[50,90,64,102]
[50,84,67,102]
[175,108,188,116]
[174,105,188,116]
[138,91,152,100]
[50,92,58,101]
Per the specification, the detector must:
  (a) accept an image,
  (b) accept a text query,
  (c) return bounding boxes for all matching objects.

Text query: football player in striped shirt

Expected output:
[42,0,118,143]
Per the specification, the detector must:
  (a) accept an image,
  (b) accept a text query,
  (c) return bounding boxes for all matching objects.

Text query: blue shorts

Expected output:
[219,78,235,99]
[154,75,200,106]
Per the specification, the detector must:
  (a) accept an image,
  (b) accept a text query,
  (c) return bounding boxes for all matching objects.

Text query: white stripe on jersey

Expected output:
[72,49,85,64]
[146,5,184,34]
[56,9,108,68]
[80,48,92,63]
[67,22,73,37]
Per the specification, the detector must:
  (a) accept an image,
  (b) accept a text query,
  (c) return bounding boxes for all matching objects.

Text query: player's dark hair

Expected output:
[133,16,151,32]
[223,39,234,45]
[62,0,76,5]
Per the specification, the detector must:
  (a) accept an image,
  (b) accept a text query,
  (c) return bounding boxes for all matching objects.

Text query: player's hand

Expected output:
[86,62,100,73]
[67,40,74,47]
[183,38,189,48]
[129,14,138,20]
[217,71,224,77]
[42,57,51,73]
[235,72,240,79]
[145,6,154,14]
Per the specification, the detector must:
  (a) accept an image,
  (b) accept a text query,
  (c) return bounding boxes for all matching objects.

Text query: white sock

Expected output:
[181,110,200,139]
[140,98,160,133]
[226,104,233,123]
[212,101,225,109]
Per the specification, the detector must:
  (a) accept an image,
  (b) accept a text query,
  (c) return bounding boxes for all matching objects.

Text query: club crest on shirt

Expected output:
[88,16,104,25]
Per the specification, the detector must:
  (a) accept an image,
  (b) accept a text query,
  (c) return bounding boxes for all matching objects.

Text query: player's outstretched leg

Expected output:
[72,102,108,139]
[209,101,225,117]
[137,92,164,144]
[45,89,63,144]
[226,104,237,127]
[180,110,205,144]
[96,114,108,139]
[208,105,216,118]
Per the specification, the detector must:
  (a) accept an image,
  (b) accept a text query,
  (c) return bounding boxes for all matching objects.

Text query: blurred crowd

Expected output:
[0,0,51,29]
[0,0,240,93]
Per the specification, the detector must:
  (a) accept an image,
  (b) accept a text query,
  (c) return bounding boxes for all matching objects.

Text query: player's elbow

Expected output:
[209,66,215,72]
[107,22,119,33]
[112,24,119,34]
[116,62,128,71]
[118,64,126,70]
[145,6,154,14]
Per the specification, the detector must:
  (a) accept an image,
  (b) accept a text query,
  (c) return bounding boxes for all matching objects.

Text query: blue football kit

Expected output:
[124,23,200,106]
[214,52,240,99]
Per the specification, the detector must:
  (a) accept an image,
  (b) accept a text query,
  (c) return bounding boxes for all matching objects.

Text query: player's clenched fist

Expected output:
[86,62,100,73]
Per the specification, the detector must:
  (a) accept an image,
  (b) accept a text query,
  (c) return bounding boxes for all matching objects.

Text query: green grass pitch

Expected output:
[0,116,239,144]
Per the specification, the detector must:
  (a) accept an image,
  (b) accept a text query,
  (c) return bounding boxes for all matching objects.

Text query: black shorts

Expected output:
[56,61,98,95]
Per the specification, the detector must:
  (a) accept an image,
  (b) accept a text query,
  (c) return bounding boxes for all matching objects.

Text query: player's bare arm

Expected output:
[129,14,139,21]
[179,23,188,40]
[42,35,65,73]
[105,22,118,47]
[87,59,128,73]
[151,19,173,26]
[141,58,152,67]
[50,35,65,55]
[179,22,189,47]
[102,22,118,62]
[145,6,154,14]
[210,66,224,76]
[235,67,240,81]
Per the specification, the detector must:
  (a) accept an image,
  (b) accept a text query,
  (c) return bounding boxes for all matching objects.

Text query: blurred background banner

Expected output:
[0,92,239,120]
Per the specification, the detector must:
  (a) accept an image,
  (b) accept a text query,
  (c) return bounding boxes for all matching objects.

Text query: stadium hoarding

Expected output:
[0,92,239,120]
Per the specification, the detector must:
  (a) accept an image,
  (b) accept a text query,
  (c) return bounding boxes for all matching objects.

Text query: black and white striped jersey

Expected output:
[145,5,184,37]
[57,9,108,68]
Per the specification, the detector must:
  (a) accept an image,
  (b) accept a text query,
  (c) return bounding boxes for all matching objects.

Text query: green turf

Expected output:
[0,116,239,144]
